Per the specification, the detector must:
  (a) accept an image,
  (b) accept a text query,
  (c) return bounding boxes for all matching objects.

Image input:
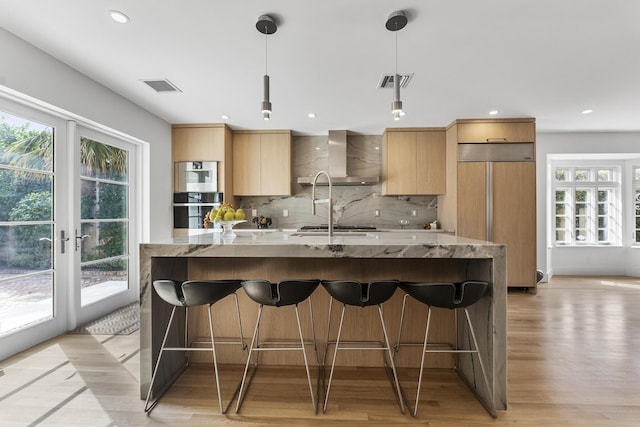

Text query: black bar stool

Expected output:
[394,280,495,417]
[322,280,405,414]
[236,279,320,413]
[144,279,247,414]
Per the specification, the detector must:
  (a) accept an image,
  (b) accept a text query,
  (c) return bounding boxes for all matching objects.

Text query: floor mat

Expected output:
[69,302,139,335]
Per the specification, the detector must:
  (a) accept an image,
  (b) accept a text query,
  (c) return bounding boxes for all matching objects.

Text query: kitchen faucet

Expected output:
[311,170,333,237]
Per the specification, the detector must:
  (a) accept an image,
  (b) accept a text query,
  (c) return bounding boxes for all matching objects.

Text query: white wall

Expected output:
[0,28,172,241]
[536,132,640,278]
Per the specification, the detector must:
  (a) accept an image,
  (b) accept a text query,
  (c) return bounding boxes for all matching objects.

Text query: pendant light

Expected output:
[256,15,277,120]
[386,11,407,120]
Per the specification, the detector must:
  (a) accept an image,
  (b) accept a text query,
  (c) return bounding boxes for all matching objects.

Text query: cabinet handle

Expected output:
[486,137,508,142]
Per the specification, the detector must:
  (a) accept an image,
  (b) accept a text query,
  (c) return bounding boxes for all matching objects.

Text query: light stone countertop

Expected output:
[142,229,503,260]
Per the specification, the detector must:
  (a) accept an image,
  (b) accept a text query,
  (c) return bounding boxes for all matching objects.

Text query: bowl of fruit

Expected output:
[204,203,247,237]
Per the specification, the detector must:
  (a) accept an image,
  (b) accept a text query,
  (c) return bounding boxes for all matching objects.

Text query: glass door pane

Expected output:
[0,111,56,335]
[78,136,130,307]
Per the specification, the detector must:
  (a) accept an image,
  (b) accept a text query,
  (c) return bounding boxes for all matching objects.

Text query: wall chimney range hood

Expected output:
[297,130,380,186]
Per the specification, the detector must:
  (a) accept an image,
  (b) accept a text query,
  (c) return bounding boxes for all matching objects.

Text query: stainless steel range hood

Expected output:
[296,130,380,186]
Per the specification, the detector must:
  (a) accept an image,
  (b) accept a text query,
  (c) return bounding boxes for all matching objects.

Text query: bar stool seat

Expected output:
[236,279,320,413]
[395,280,495,417]
[144,279,247,414]
[322,280,405,414]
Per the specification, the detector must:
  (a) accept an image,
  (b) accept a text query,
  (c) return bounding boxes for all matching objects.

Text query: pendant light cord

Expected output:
[395,23,398,75]
[265,28,268,75]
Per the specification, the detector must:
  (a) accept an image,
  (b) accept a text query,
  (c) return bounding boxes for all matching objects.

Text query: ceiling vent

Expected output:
[377,73,414,89]
[142,79,182,93]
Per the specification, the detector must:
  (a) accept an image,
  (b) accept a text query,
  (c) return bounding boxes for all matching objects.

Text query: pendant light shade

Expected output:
[257,15,277,120]
[392,74,403,120]
[262,74,272,120]
[386,11,407,120]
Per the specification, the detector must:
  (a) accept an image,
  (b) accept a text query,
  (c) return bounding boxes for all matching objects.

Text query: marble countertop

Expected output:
[141,229,505,259]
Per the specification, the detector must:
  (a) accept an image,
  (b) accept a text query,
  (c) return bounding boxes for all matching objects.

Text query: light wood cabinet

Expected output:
[438,118,537,289]
[457,161,536,287]
[171,124,233,196]
[456,118,535,143]
[233,130,291,196]
[492,162,537,287]
[232,133,261,196]
[382,128,446,195]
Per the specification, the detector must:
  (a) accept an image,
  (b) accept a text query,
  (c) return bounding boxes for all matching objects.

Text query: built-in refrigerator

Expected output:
[457,143,537,289]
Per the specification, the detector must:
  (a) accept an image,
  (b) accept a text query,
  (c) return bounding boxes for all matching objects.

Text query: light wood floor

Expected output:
[1,276,639,426]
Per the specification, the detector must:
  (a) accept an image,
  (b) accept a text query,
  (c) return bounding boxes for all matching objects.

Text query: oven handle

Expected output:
[172,203,218,207]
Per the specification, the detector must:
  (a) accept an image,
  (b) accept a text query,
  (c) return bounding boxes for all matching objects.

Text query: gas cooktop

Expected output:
[299,225,377,231]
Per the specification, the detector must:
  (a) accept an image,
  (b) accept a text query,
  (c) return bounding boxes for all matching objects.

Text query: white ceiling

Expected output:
[1,1,639,135]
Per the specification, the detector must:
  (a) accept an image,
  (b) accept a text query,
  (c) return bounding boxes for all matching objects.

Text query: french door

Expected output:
[72,125,137,327]
[0,99,138,360]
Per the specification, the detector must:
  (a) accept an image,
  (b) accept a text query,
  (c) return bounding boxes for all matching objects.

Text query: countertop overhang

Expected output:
[141,229,505,259]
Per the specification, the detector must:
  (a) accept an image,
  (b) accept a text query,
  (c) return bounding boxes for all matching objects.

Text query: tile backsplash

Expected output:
[237,133,437,230]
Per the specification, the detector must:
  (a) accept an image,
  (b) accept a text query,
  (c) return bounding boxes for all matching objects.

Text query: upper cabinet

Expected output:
[382,128,446,195]
[171,124,233,195]
[233,130,292,196]
[455,118,536,143]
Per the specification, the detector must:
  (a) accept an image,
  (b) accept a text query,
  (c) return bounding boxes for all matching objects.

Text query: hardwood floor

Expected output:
[1,276,639,426]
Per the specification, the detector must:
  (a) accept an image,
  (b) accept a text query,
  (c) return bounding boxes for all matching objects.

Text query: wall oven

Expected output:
[175,161,218,193]
[173,192,223,231]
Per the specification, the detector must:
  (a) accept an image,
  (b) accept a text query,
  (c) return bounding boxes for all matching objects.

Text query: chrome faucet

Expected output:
[311,170,333,237]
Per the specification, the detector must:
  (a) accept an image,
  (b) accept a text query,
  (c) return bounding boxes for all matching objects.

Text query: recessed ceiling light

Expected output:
[221,115,230,120]
[315,147,321,150]
[375,146,380,150]
[307,113,316,118]
[489,110,499,115]
[108,10,130,24]
[582,109,593,115]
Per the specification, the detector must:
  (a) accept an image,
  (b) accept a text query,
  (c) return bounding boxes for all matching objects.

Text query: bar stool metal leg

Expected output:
[144,306,177,413]
[394,293,411,354]
[323,303,346,413]
[207,303,224,414]
[236,304,263,413]
[294,303,317,412]
[463,308,494,417]
[232,292,247,351]
[377,304,405,414]
[412,306,433,416]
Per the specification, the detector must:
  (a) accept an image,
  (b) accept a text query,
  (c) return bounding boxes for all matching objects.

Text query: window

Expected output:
[553,166,620,245]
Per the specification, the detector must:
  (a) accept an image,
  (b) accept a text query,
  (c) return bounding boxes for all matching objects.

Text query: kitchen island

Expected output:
[140,229,507,413]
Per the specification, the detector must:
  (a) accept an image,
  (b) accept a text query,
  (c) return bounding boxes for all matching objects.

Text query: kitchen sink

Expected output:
[289,231,373,237]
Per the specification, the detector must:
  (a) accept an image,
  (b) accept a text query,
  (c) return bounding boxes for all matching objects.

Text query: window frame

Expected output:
[552,162,621,246]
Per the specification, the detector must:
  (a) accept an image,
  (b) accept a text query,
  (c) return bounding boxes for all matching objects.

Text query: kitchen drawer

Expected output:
[456,120,535,143]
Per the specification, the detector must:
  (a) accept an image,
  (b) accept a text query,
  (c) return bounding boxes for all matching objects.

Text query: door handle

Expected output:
[59,230,70,254]
[75,230,91,251]
[41,231,70,253]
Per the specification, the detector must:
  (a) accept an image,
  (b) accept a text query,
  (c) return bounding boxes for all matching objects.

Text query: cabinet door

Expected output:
[172,127,225,162]
[492,162,536,287]
[232,133,261,195]
[416,131,446,194]
[384,131,417,195]
[457,162,487,240]
[260,133,291,196]
[457,122,535,143]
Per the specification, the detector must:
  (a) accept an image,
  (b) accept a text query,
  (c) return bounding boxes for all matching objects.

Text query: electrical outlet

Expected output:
[411,210,417,217]
[251,209,257,217]
[374,209,380,217]
[283,209,289,217]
